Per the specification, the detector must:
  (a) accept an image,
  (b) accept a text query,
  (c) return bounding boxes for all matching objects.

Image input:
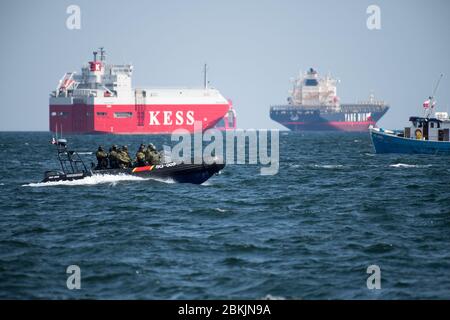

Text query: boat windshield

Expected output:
[55,141,89,174]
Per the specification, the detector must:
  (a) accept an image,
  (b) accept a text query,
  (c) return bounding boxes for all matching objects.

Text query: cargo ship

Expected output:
[49,48,236,134]
[270,68,389,131]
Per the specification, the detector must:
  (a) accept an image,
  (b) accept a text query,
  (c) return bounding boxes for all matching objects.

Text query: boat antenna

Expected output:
[431,73,444,99]
[203,63,208,89]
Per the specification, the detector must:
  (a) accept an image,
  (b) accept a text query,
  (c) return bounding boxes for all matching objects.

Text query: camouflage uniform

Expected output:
[135,144,147,167]
[95,146,109,169]
[117,145,132,168]
[145,143,161,165]
[109,145,119,169]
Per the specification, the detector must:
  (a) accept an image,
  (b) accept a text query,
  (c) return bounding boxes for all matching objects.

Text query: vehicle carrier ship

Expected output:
[270,68,389,131]
[49,48,236,134]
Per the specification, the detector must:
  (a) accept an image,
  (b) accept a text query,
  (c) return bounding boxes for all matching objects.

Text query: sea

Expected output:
[0,131,449,299]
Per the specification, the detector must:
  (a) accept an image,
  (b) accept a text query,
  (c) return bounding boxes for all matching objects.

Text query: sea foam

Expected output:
[22,173,175,187]
[389,163,432,169]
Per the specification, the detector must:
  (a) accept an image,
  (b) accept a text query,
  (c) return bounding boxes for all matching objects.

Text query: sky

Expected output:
[0,0,449,131]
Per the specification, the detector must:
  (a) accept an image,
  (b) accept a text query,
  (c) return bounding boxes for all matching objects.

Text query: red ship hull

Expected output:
[283,121,377,132]
[49,103,230,134]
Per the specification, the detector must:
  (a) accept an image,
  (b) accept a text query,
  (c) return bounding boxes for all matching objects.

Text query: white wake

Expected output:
[22,173,175,187]
[313,164,344,169]
[389,163,432,168]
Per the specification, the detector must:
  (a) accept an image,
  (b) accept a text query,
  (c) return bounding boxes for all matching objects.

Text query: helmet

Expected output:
[122,145,128,151]
[148,143,156,151]
[98,146,104,151]
[112,145,118,151]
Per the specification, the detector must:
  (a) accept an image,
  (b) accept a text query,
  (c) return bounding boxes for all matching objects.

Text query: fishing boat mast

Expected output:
[425,74,443,118]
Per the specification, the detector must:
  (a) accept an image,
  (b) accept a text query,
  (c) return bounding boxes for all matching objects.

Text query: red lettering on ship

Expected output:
[148,111,195,126]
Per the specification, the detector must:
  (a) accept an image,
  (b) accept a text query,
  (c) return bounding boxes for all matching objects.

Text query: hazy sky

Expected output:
[0,0,449,130]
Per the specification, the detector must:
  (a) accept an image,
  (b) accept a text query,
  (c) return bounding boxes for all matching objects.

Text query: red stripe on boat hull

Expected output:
[283,121,377,132]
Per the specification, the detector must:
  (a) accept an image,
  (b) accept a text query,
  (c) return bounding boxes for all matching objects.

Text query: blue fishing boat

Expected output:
[369,74,450,155]
[369,116,450,154]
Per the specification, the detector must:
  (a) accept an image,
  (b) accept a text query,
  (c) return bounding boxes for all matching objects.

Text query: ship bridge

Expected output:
[289,68,339,109]
[53,48,133,100]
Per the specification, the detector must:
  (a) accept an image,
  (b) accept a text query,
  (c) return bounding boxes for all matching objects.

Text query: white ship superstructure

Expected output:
[289,68,339,109]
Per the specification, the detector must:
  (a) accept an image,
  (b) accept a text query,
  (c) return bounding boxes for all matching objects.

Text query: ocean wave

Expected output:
[389,163,432,168]
[22,173,175,187]
[147,176,176,184]
[261,294,286,300]
[313,164,344,169]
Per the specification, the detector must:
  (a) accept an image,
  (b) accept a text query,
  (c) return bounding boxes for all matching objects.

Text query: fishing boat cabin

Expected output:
[402,112,450,142]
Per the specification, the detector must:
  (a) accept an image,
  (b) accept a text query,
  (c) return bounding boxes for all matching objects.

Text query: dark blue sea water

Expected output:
[1,131,449,299]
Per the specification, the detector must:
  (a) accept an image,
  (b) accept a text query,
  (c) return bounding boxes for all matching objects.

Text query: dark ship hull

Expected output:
[270,104,389,132]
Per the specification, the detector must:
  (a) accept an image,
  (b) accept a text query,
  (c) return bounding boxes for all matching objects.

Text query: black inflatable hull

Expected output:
[42,162,225,184]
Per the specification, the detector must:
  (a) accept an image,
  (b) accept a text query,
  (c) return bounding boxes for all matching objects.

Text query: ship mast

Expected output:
[99,47,106,61]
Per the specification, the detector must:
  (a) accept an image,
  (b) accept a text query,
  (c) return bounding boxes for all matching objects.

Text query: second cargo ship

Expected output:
[270,68,389,131]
